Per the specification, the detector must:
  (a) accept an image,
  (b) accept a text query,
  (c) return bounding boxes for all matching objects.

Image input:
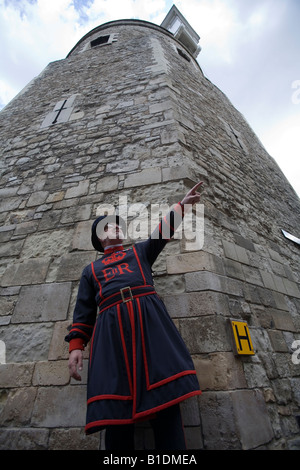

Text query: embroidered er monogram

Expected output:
[103,263,134,281]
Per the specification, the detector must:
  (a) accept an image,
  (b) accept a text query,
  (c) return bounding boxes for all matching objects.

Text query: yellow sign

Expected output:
[230,320,255,356]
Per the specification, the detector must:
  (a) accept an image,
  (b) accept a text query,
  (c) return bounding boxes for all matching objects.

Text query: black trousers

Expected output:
[105,404,186,450]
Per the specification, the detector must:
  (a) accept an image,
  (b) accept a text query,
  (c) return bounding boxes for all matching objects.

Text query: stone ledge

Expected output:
[32,360,70,386]
[167,251,224,275]
[0,427,49,450]
[185,271,243,297]
[163,291,230,317]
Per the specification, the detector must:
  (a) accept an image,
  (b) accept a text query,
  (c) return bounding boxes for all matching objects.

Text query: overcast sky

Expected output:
[1,0,299,199]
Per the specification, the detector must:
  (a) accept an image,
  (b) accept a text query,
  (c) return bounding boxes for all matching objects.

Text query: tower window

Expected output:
[177,48,191,62]
[91,35,110,47]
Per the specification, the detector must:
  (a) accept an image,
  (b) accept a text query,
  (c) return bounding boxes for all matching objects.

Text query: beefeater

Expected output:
[65,182,203,450]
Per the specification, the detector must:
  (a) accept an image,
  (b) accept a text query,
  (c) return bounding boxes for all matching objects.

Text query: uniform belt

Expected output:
[99,285,157,313]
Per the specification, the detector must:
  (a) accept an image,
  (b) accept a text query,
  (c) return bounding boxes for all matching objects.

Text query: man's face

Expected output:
[103,222,124,241]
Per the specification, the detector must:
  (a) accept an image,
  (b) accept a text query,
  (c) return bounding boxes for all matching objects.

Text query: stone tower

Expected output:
[0,5,300,450]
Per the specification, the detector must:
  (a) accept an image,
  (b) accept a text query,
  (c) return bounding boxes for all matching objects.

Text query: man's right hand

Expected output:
[68,349,83,381]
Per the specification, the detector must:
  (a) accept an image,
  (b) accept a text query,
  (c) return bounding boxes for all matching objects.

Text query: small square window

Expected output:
[91,35,110,48]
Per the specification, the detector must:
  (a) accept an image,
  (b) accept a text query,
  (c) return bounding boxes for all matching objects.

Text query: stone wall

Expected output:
[0,19,300,450]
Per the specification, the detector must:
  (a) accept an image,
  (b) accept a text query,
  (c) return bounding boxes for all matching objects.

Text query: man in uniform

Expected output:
[66,182,203,450]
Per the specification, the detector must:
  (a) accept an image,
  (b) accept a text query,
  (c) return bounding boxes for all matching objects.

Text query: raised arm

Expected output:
[144,181,203,265]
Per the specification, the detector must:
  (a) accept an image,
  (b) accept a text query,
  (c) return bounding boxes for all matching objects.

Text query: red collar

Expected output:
[104,245,125,255]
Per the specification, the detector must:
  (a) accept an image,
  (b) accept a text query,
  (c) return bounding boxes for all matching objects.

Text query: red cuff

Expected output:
[69,338,85,353]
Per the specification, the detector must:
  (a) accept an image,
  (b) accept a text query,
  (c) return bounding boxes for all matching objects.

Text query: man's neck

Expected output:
[104,244,124,254]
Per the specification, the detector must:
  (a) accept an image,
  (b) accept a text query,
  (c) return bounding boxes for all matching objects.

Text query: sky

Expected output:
[0,0,299,199]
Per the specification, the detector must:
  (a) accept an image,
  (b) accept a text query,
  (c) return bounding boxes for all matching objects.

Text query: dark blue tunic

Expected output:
[65,204,201,434]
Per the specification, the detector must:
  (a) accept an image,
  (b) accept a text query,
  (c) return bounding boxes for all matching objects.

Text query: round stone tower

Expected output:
[0,6,300,450]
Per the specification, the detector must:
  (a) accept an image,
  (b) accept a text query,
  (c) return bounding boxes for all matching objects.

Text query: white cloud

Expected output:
[261,113,300,196]
[0,0,168,107]
[175,0,287,65]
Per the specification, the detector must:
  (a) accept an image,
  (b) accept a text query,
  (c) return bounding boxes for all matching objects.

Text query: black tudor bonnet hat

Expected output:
[91,215,126,252]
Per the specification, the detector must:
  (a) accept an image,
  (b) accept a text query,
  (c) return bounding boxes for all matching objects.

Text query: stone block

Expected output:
[233,234,255,252]
[13,220,39,237]
[200,389,274,449]
[162,166,198,182]
[0,323,54,363]
[149,100,173,114]
[106,159,139,174]
[242,264,264,286]
[166,251,224,275]
[60,203,92,224]
[0,197,22,213]
[268,330,289,352]
[193,352,247,390]
[180,396,201,426]
[185,271,243,297]
[163,291,230,318]
[200,391,240,450]
[21,229,73,259]
[223,258,245,281]
[65,180,89,199]
[96,175,119,193]
[0,290,19,316]
[124,168,161,188]
[0,363,34,388]
[26,191,49,207]
[48,320,71,360]
[12,282,72,323]
[0,428,49,450]
[260,270,277,290]
[31,385,87,428]
[71,221,94,251]
[49,252,96,282]
[184,426,203,450]
[1,258,51,287]
[48,427,99,450]
[270,309,296,332]
[223,240,249,265]
[0,387,37,426]
[32,360,70,386]
[179,315,231,354]
[231,389,274,449]
[282,278,300,298]
[0,239,24,258]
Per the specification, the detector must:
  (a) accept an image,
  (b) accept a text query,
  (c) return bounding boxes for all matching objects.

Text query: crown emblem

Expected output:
[102,251,126,265]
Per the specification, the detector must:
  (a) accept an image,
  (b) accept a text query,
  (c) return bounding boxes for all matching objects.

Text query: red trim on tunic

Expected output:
[69,328,90,339]
[136,297,197,391]
[132,245,147,285]
[89,319,97,367]
[91,261,103,300]
[127,301,137,417]
[117,303,133,395]
[85,390,202,432]
[72,322,93,329]
[87,394,132,404]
